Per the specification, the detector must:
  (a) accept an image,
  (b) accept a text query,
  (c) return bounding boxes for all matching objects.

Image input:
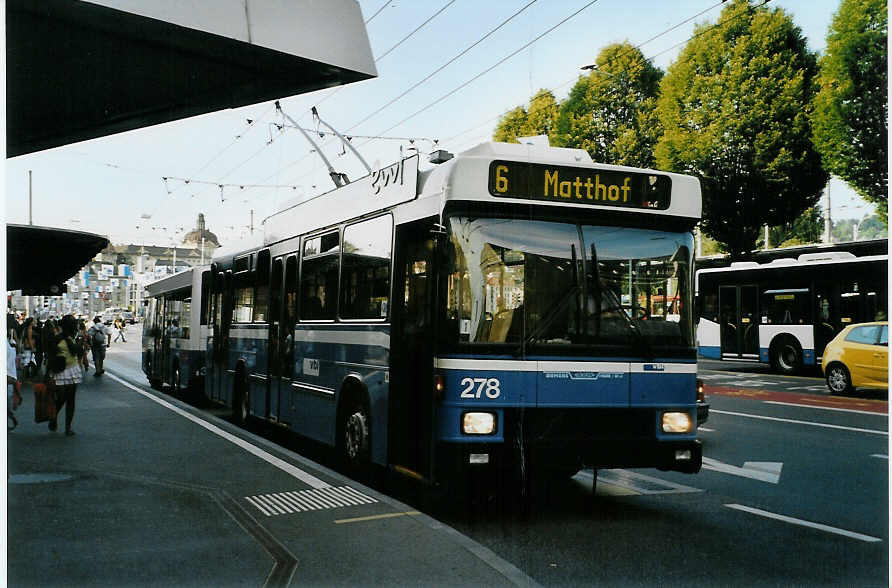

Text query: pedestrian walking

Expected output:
[8,323,20,431]
[48,315,83,436]
[17,317,36,379]
[87,316,110,376]
[113,316,127,343]
[76,319,90,376]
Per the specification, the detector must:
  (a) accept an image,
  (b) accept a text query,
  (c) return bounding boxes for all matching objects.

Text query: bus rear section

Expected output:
[142,267,209,393]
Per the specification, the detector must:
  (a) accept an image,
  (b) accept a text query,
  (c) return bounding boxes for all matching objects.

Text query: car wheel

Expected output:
[825,363,853,395]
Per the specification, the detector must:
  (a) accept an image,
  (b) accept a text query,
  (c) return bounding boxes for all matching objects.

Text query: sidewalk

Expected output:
[7,367,533,587]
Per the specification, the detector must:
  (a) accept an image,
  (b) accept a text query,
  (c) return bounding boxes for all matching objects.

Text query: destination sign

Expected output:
[488,160,671,210]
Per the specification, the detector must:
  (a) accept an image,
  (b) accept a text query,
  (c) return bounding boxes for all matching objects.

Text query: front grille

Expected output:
[506,408,654,446]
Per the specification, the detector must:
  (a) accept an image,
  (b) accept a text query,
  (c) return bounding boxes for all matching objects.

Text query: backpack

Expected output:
[90,326,107,346]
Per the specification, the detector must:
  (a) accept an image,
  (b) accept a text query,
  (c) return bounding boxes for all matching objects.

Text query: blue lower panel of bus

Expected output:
[290,324,390,464]
[434,358,698,454]
[759,347,816,366]
[698,345,721,359]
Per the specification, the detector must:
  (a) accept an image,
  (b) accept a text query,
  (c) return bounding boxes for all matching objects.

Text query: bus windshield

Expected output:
[445,216,694,355]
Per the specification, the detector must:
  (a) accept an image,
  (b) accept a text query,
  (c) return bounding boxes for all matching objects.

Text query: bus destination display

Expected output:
[488,160,671,210]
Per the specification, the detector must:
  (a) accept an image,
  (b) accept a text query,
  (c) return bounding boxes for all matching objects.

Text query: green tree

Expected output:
[526,90,559,139]
[812,0,888,221]
[656,0,828,258]
[492,90,559,144]
[757,205,824,248]
[553,42,663,167]
[493,106,531,144]
[857,215,888,239]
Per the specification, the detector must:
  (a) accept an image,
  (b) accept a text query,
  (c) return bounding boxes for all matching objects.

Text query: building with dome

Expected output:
[182,213,221,259]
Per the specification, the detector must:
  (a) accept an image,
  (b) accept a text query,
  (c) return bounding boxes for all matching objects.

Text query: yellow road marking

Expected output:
[334,511,421,524]
[598,483,639,497]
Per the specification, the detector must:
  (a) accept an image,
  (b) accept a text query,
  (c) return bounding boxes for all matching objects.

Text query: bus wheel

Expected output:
[825,363,853,395]
[771,338,802,375]
[341,401,371,467]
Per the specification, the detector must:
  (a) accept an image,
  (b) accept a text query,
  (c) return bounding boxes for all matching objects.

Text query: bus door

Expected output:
[277,256,298,426]
[159,297,173,383]
[389,220,436,478]
[267,257,285,422]
[814,282,839,360]
[719,285,758,358]
[149,298,164,381]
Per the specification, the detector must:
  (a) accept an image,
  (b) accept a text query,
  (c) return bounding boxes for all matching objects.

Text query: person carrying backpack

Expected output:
[87,316,110,376]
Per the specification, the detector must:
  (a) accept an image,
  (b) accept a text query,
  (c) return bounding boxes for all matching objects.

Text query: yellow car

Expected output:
[821,322,888,395]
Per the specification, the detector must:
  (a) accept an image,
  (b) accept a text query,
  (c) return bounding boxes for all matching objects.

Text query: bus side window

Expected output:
[701,292,718,322]
[301,232,339,321]
[340,215,393,320]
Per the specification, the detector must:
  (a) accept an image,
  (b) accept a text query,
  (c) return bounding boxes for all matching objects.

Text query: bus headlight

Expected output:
[662,412,693,433]
[462,412,496,435]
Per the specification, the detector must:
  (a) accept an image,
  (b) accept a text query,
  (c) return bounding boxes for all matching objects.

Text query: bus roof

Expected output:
[145,265,208,297]
[697,253,888,276]
[261,141,702,245]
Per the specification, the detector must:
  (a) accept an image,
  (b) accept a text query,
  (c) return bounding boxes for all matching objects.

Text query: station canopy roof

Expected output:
[7,0,377,157]
[6,0,376,294]
[6,225,110,294]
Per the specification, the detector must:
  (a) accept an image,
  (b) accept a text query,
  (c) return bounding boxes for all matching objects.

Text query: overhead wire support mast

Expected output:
[276,100,349,188]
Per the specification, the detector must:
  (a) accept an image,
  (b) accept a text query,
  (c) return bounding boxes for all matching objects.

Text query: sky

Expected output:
[3,0,879,250]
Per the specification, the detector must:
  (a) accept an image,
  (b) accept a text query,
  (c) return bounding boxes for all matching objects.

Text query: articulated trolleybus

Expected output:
[697,251,888,374]
[205,141,703,488]
[143,266,210,393]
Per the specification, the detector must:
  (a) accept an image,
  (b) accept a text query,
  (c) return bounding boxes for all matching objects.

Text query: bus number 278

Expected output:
[460,377,501,399]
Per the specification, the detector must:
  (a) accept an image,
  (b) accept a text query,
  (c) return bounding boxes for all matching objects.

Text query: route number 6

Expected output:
[460,377,501,399]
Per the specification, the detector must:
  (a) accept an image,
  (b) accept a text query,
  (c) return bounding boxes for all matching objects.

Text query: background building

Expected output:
[9,214,221,318]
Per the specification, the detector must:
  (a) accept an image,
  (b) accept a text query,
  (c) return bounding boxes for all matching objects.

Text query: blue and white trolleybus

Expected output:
[205,141,704,488]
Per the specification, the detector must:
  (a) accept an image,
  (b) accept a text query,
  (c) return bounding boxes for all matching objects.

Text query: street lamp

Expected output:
[580,63,618,78]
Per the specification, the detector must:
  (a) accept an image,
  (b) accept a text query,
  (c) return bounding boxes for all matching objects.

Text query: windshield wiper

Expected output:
[600,274,655,359]
[521,244,579,353]
[590,244,601,337]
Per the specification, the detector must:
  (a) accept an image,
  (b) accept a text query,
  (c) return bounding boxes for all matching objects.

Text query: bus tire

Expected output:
[770,337,802,375]
[825,362,854,395]
[338,386,371,469]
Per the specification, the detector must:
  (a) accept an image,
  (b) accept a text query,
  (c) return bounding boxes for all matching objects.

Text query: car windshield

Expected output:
[444,216,694,355]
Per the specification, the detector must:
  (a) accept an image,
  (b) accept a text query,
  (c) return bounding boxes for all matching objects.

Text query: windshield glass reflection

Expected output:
[444,217,694,355]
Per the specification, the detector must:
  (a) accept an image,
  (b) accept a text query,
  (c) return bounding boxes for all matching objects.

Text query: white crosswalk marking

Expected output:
[246,486,378,516]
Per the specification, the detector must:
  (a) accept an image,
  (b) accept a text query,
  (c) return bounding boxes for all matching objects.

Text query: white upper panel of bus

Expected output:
[262,141,702,246]
[145,265,209,297]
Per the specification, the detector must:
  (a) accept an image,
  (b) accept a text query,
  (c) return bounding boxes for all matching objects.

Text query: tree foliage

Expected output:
[831,215,888,241]
[492,90,559,143]
[757,206,825,248]
[655,0,828,258]
[812,0,888,221]
[553,43,663,167]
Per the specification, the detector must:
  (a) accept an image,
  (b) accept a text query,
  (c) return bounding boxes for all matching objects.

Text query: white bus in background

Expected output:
[696,251,888,374]
[142,266,210,394]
